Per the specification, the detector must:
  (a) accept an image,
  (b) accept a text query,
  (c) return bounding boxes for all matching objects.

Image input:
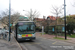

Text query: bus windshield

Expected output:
[17,22,35,33]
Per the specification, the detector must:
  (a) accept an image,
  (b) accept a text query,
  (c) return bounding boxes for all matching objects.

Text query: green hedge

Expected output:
[44,25,64,34]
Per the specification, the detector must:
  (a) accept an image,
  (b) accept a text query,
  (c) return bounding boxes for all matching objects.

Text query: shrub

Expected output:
[35,26,42,32]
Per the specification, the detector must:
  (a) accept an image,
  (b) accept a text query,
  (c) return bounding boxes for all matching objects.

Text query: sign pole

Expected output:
[42,26,44,35]
[64,0,67,40]
[9,0,11,41]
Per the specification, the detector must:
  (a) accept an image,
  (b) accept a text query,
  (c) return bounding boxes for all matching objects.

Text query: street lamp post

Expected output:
[64,0,67,40]
[9,0,11,41]
[48,18,50,34]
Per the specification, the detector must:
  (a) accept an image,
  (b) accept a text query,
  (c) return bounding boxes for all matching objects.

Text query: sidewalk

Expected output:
[36,32,75,44]
[0,33,21,50]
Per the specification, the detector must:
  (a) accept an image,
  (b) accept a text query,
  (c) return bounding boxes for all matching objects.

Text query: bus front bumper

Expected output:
[17,37,36,41]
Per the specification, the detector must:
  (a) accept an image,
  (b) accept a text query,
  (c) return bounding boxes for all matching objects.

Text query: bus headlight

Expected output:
[17,34,22,38]
[32,34,35,37]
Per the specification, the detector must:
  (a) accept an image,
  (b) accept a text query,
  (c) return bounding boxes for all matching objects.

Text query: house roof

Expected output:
[34,18,46,21]
[69,14,75,17]
[47,16,60,20]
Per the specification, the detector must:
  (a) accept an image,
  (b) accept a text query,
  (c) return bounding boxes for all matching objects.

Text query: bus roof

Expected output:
[14,21,34,26]
[18,21,34,22]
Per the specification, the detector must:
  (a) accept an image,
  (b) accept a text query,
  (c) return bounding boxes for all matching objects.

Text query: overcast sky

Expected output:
[0,0,75,18]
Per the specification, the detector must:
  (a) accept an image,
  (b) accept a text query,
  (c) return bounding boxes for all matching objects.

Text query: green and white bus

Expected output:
[14,17,36,41]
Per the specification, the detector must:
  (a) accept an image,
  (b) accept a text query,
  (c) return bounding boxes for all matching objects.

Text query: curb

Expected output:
[53,38,75,44]
[14,37,23,50]
[12,32,28,50]
[14,36,28,50]
[12,32,23,50]
[37,35,75,44]
[20,43,28,50]
[51,38,75,44]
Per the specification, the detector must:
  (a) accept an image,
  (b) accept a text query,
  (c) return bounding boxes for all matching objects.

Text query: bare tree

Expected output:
[72,0,75,7]
[50,5,63,37]
[0,9,14,17]
[51,5,63,17]
[1,16,9,27]
[0,9,9,18]
[24,9,40,21]
[0,9,22,27]
[11,12,23,25]
[0,9,10,28]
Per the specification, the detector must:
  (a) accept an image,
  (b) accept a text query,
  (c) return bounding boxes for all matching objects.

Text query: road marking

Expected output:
[26,43,41,45]
[52,41,57,44]
[20,44,28,50]
[32,43,41,44]
[43,38,47,39]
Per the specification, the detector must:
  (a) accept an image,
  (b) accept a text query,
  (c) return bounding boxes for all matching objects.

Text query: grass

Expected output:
[53,37,70,40]
[54,37,65,40]
[67,34,75,38]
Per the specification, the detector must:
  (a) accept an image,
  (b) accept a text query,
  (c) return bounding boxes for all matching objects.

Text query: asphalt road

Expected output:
[19,37,75,50]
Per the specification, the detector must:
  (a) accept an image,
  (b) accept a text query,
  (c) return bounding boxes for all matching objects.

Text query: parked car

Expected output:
[73,30,75,33]
[1,29,6,34]
[0,28,3,37]
[5,30,9,33]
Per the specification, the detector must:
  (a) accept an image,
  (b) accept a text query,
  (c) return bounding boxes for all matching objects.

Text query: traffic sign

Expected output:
[10,24,12,27]
[62,27,65,32]
[52,27,54,32]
